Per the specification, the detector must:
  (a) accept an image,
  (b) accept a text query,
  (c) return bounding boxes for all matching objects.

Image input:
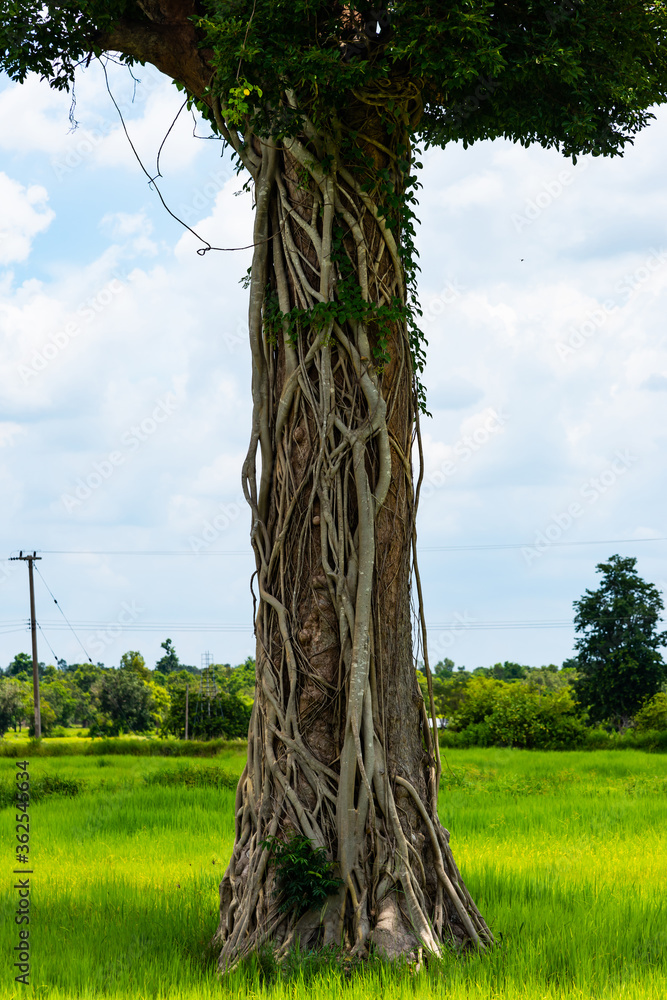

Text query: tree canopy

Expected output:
[573,555,667,726]
[2,0,667,160]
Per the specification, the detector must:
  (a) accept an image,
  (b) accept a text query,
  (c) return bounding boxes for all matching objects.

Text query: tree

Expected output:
[119,650,150,680]
[216,656,257,704]
[5,652,33,678]
[4,0,667,964]
[161,685,252,739]
[155,638,180,674]
[573,555,667,727]
[92,669,156,735]
[0,679,28,736]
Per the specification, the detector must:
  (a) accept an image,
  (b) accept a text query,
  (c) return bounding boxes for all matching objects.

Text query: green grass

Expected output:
[1,749,666,998]
[0,736,248,757]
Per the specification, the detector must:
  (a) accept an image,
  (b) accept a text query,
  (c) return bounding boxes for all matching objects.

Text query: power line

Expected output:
[33,565,93,663]
[3,615,660,634]
[36,536,667,556]
[37,622,62,666]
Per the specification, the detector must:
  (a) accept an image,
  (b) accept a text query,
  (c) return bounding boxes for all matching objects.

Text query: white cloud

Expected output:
[0,173,54,264]
[2,73,667,669]
[0,422,24,447]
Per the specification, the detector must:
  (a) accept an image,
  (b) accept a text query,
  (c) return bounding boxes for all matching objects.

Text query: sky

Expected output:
[1,59,666,673]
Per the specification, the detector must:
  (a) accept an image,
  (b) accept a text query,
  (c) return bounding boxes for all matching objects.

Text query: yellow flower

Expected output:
[243,88,250,96]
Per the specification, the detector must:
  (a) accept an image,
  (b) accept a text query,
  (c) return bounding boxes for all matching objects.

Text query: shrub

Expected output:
[633,692,667,732]
[261,834,342,916]
[447,677,587,749]
[143,764,237,789]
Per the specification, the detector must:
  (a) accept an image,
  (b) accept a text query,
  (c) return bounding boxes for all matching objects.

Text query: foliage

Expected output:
[155,638,180,675]
[119,649,150,680]
[447,676,586,749]
[215,656,257,705]
[5,651,33,677]
[91,668,157,736]
[0,678,28,736]
[40,675,92,728]
[161,686,251,740]
[4,1,667,159]
[573,555,667,726]
[633,692,667,733]
[143,763,237,789]
[261,834,343,916]
[0,771,86,809]
[28,697,57,736]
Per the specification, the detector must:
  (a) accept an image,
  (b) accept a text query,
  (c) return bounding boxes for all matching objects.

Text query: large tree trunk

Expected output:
[211,89,493,967]
[95,5,491,967]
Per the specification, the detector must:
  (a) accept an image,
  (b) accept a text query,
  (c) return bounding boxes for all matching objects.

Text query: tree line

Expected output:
[420,556,667,748]
[0,638,255,740]
[2,556,665,746]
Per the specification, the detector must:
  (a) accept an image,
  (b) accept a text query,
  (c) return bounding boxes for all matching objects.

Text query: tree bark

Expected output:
[210,93,493,967]
[93,4,492,963]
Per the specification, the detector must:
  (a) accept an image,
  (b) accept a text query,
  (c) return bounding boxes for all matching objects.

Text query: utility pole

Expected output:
[9,551,42,739]
[185,682,189,741]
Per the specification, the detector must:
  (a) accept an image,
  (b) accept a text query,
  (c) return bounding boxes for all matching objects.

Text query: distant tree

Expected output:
[69,663,105,695]
[119,650,150,681]
[474,662,528,682]
[573,555,667,727]
[161,687,252,740]
[92,669,156,736]
[6,652,33,677]
[0,679,27,736]
[216,657,256,705]
[28,697,56,736]
[523,665,575,693]
[632,692,667,733]
[155,638,180,675]
[447,677,585,749]
[433,659,455,679]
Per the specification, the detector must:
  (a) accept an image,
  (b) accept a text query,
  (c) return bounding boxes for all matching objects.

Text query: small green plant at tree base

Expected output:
[260,834,342,916]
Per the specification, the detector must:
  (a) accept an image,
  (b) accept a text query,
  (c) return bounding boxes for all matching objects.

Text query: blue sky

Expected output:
[1,60,666,672]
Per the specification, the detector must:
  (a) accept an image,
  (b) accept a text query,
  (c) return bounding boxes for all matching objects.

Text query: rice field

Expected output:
[1,747,666,999]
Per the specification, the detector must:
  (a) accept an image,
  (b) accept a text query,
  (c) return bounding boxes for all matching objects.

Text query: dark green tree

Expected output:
[92,669,156,735]
[0,679,28,736]
[5,652,33,678]
[4,0,667,961]
[155,638,180,674]
[161,686,252,739]
[573,555,667,727]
